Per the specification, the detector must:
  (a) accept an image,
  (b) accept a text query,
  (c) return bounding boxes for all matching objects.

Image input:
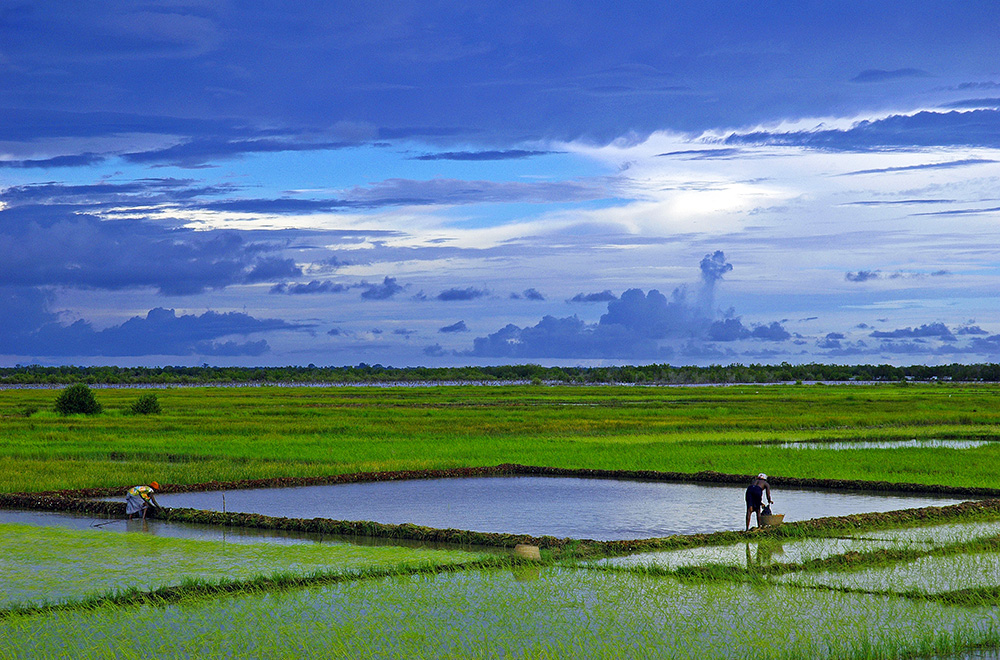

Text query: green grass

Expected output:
[2,383,1000,492]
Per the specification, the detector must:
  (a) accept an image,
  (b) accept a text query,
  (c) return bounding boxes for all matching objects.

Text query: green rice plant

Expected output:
[2,568,998,659]
[0,522,490,609]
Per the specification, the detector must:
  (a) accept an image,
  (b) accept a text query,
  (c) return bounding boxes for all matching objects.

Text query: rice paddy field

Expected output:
[4,382,1000,658]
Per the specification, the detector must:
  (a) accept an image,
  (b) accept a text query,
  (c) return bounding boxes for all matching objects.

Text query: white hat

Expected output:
[757,473,767,480]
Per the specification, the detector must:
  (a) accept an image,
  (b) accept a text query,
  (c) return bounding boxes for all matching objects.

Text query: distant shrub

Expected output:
[129,392,162,415]
[54,383,103,415]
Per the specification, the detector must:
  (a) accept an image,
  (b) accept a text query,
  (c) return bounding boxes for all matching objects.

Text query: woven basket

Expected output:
[759,513,784,527]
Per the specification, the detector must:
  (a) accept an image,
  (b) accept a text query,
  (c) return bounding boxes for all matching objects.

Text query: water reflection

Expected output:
[139,476,970,541]
[773,439,990,450]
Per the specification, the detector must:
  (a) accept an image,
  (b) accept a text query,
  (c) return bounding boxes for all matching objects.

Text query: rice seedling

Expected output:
[0,522,490,609]
[2,568,999,659]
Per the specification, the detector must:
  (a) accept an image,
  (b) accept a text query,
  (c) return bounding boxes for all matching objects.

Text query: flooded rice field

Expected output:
[130,476,972,540]
[0,508,482,551]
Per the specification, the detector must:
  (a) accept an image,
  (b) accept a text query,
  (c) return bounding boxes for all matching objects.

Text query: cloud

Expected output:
[123,138,354,168]
[341,178,605,206]
[941,98,1000,109]
[851,68,930,83]
[655,148,744,160]
[0,204,302,295]
[437,287,488,301]
[725,109,1000,150]
[439,321,468,333]
[0,153,108,169]
[271,280,351,295]
[870,322,955,341]
[522,288,545,301]
[840,158,996,176]
[845,270,950,282]
[0,296,306,357]
[411,150,556,161]
[707,318,791,342]
[423,343,447,357]
[568,290,617,303]
[957,325,988,336]
[846,270,881,282]
[467,251,781,359]
[360,276,404,300]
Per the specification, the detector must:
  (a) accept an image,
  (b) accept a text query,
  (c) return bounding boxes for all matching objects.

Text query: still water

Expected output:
[142,476,970,540]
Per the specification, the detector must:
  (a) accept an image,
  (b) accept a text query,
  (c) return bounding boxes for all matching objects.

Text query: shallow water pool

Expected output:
[142,476,971,540]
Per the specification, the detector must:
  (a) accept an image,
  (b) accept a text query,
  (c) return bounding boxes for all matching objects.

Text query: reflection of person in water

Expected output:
[745,473,773,531]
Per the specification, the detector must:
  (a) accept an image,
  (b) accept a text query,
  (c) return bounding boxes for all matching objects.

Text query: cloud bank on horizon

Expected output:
[4,1,1000,367]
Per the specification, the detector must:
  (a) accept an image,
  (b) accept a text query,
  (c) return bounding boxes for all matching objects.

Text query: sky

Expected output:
[4,1,1000,368]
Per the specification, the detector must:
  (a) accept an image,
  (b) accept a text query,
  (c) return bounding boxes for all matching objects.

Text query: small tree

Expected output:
[129,392,162,415]
[54,383,102,415]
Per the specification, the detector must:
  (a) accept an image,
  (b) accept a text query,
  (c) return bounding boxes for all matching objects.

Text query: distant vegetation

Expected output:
[53,383,102,415]
[4,361,1000,386]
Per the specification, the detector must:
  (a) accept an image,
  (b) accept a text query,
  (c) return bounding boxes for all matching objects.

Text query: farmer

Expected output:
[745,473,773,531]
[126,481,161,520]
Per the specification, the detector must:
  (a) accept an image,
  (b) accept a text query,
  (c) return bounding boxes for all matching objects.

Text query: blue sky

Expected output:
[4,1,1000,367]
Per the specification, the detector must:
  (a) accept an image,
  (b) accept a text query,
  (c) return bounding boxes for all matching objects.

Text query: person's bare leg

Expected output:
[746,508,752,531]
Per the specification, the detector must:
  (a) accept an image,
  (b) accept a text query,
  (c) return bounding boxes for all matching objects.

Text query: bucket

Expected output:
[759,513,784,527]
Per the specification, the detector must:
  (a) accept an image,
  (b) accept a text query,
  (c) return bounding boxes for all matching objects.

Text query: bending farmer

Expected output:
[126,482,161,520]
[745,473,773,531]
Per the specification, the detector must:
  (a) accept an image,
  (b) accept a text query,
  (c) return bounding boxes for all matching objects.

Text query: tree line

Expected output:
[3,362,1000,385]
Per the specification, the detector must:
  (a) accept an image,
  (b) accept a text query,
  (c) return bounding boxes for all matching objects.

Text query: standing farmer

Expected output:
[745,473,773,531]
[126,482,161,520]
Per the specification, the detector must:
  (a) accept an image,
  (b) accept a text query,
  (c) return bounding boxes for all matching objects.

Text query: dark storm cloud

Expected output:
[5,3,1000,147]
[411,150,556,161]
[0,205,302,295]
[437,287,488,302]
[850,68,930,83]
[522,288,545,301]
[439,321,468,333]
[567,291,617,303]
[0,292,307,357]
[360,277,404,300]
